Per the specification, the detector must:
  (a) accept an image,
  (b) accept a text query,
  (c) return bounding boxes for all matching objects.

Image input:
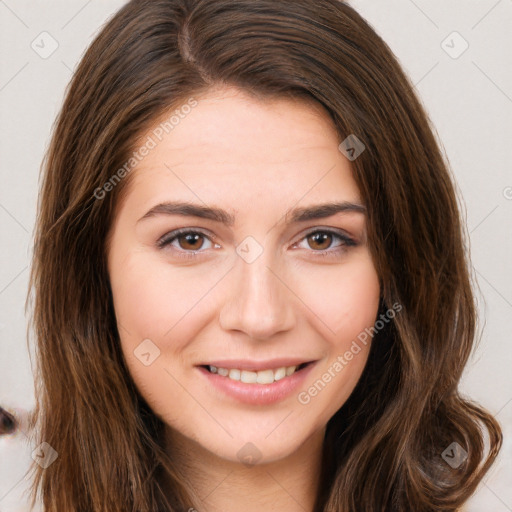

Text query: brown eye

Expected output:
[157,229,216,257]
[306,231,333,251]
[293,229,357,257]
[176,232,206,251]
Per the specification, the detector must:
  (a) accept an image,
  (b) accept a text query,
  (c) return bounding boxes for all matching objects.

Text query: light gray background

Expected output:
[0,1,511,510]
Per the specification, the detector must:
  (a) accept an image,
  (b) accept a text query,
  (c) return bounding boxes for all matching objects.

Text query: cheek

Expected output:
[292,253,380,421]
[109,252,201,424]
[294,251,380,340]
[110,259,169,341]
[110,251,207,342]
[109,250,229,386]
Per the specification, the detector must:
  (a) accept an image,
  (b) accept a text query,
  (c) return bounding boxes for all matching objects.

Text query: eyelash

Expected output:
[156,227,357,260]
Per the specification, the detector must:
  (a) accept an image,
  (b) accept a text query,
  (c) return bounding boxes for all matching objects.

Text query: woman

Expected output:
[27,0,502,510]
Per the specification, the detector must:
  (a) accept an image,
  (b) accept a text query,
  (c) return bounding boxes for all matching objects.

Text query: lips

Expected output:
[196,359,317,405]
[196,358,316,387]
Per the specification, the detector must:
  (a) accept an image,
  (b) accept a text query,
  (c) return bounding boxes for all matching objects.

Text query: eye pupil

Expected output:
[308,232,332,250]
[179,233,203,250]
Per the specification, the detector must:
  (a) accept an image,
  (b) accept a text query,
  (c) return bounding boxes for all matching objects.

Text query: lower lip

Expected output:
[196,363,316,405]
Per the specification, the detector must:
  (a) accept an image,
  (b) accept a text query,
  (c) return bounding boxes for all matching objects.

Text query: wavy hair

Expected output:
[27,0,502,510]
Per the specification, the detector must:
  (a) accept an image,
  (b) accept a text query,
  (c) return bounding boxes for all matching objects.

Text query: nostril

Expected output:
[0,406,17,435]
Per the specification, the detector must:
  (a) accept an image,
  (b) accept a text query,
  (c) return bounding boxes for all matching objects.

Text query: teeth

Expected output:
[241,370,258,383]
[274,367,286,381]
[207,364,303,384]
[228,369,241,381]
[286,365,297,376]
[256,369,274,384]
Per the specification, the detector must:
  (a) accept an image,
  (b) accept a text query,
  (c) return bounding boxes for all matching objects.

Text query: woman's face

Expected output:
[107,86,380,464]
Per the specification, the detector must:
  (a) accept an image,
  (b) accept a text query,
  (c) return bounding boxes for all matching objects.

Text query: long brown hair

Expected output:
[27,0,502,510]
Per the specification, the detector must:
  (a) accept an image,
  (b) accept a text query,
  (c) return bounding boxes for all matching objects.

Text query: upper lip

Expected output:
[197,358,315,372]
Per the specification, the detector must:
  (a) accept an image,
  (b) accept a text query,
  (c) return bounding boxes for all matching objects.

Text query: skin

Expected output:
[107,85,381,512]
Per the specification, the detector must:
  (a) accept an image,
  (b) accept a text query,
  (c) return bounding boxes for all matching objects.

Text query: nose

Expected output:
[218,248,296,340]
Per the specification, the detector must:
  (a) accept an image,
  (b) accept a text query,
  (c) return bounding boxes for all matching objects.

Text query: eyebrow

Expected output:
[137,200,366,226]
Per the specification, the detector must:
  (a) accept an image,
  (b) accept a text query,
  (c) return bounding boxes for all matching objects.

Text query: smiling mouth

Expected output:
[201,362,312,385]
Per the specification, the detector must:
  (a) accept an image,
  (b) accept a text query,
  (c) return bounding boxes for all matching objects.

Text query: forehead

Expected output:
[182,89,334,154]
[119,87,362,218]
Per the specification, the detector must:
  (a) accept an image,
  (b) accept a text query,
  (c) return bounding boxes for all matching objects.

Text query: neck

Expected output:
[164,427,325,512]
